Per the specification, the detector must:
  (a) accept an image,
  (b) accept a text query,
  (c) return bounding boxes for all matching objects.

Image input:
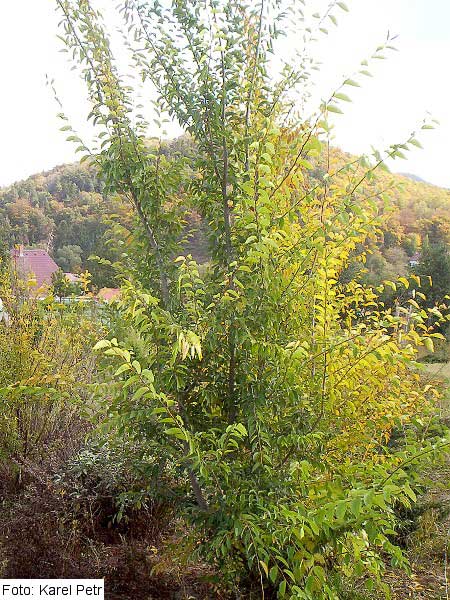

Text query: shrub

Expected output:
[57,1,449,596]
[0,270,100,486]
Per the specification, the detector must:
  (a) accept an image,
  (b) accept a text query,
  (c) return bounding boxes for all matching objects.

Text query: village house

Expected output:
[11,246,59,297]
[10,246,120,304]
[10,246,82,298]
[97,287,121,303]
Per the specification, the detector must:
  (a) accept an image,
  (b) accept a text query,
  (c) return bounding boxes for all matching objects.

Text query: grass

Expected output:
[421,361,450,382]
[387,359,450,599]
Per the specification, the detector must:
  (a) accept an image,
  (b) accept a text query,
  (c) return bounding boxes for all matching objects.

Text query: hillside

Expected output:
[310,147,450,291]
[325,147,450,239]
[2,143,450,293]
[0,163,125,287]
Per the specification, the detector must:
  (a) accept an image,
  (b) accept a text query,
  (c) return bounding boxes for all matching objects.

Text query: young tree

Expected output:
[56,1,447,596]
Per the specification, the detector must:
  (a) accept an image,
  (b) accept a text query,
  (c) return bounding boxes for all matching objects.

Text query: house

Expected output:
[64,272,81,284]
[11,246,59,295]
[97,287,121,303]
[409,252,421,268]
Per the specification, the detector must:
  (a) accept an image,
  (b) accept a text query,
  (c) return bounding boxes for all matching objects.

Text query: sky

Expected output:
[0,0,449,188]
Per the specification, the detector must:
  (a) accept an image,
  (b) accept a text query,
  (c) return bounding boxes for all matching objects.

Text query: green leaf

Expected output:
[93,339,111,350]
[132,360,142,374]
[364,490,375,508]
[165,427,187,440]
[235,423,247,436]
[335,501,346,520]
[403,484,417,502]
[114,363,132,376]
[344,78,360,87]
[409,138,423,149]
[269,565,278,583]
[327,104,343,114]
[337,1,349,11]
[133,386,148,401]
[329,14,338,26]
[424,337,434,353]
[351,497,362,517]
[259,560,269,578]
[334,92,351,102]
[366,578,375,592]
[141,369,155,383]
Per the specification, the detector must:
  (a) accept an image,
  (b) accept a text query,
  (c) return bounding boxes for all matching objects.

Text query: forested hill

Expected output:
[1,144,450,290]
[0,162,123,287]
[313,147,450,290]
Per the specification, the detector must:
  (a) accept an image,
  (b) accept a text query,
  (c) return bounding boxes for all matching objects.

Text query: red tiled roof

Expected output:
[11,248,59,290]
[97,288,121,302]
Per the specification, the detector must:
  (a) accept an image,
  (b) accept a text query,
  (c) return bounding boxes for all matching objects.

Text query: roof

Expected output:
[97,288,121,303]
[11,248,59,290]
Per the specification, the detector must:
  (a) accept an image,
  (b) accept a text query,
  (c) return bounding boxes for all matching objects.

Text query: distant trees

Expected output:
[55,245,83,272]
[1,140,449,297]
[360,247,408,293]
[0,164,122,287]
[0,215,13,262]
[401,232,420,257]
[5,199,53,245]
[416,218,450,307]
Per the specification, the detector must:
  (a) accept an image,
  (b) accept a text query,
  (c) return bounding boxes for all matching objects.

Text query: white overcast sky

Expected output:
[0,1,449,188]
